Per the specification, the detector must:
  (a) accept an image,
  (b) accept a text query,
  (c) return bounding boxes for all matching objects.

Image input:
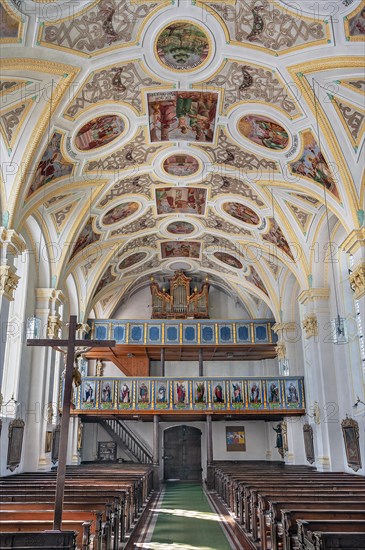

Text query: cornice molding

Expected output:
[298,288,330,305]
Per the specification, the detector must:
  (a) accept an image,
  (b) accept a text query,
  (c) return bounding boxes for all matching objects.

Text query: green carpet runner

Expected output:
[149,482,232,549]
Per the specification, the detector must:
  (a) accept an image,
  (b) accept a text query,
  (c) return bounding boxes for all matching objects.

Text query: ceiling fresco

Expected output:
[0,0,364,320]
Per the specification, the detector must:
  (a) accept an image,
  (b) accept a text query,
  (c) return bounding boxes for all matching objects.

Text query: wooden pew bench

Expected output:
[297,520,365,550]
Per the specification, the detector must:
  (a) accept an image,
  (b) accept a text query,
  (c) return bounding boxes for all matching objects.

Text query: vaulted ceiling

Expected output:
[0,0,364,320]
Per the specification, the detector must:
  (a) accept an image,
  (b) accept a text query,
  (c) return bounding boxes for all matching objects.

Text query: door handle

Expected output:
[163,455,173,460]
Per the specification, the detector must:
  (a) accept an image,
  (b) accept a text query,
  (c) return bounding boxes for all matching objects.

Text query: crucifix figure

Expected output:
[27,315,115,530]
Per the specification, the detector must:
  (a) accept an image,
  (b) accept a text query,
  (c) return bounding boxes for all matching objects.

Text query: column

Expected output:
[199,348,204,376]
[153,414,160,490]
[298,288,344,471]
[206,414,213,488]
[71,416,81,465]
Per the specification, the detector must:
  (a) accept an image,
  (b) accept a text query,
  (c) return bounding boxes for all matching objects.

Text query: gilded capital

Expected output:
[47,314,63,339]
[275,342,286,361]
[0,228,26,257]
[0,265,20,301]
[302,313,318,338]
[349,261,365,300]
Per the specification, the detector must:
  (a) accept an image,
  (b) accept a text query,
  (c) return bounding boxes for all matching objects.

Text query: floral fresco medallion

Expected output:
[237,115,289,150]
[155,22,210,71]
[156,187,206,215]
[148,91,218,143]
[223,202,260,226]
[214,251,243,269]
[75,115,125,151]
[162,154,200,176]
[102,202,139,226]
[161,241,201,259]
[166,221,195,235]
[119,252,147,270]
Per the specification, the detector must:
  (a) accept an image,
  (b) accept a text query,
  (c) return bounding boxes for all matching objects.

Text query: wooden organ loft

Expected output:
[150,270,209,319]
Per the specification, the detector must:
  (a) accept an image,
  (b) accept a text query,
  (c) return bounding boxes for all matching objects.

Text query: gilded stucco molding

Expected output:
[349,261,365,300]
[0,265,20,301]
[0,227,26,256]
[298,287,330,305]
[341,227,365,256]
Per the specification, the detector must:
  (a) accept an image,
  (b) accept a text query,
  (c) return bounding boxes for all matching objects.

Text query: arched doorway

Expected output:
[163,425,202,481]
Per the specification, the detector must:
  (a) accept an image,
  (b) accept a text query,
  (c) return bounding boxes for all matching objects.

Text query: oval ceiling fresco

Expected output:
[102,202,139,226]
[166,221,195,235]
[119,252,147,270]
[237,115,289,150]
[223,202,260,226]
[214,252,243,269]
[75,115,125,151]
[155,22,210,71]
[163,154,200,176]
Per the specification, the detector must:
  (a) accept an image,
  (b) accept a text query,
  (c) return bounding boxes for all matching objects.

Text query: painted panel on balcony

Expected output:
[113,324,126,343]
[130,324,144,343]
[148,324,161,343]
[166,324,179,343]
[183,324,197,344]
[81,380,96,409]
[218,324,233,344]
[284,379,302,409]
[236,323,251,342]
[267,379,282,409]
[118,380,132,409]
[248,380,262,409]
[212,380,226,410]
[201,323,215,343]
[193,380,207,409]
[230,380,244,409]
[254,324,268,342]
[136,380,152,409]
[173,380,190,409]
[155,380,169,409]
[100,379,114,409]
[95,323,108,340]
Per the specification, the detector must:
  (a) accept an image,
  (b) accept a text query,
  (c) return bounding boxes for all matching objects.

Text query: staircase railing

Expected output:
[99,418,153,464]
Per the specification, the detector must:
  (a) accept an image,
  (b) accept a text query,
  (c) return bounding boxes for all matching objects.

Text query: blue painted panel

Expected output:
[219,325,232,343]
[166,325,178,342]
[148,325,161,343]
[255,324,268,342]
[184,325,196,343]
[201,325,214,343]
[113,325,126,343]
[95,325,107,340]
[130,325,143,343]
[237,324,250,342]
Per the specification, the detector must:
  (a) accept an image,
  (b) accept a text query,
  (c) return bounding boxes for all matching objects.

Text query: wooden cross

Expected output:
[27,315,115,530]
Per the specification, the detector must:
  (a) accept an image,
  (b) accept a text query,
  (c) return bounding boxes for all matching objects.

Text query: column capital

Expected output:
[349,261,365,300]
[0,227,26,257]
[272,322,297,334]
[35,288,65,306]
[340,227,365,256]
[302,313,318,339]
[0,265,20,301]
[298,287,330,305]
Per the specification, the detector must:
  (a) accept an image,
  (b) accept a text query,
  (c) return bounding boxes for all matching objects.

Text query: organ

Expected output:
[150,270,209,319]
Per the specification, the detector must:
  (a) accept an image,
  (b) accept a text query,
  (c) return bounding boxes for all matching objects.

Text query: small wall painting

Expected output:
[156,187,206,215]
[0,4,19,38]
[230,381,244,409]
[245,266,268,296]
[303,423,315,464]
[7,419,25,472]
[148,91,218,143]
[100,380,114,409]
[161,241,201,259]
[45,431,53,453]
[155,381,169,409]
[102,201,139,226]
[71,217,100,258]
[119,381,132,409]
[166,221,195,235]
[223,202,260,226]
[163,154,200,176]
[285,379,300,406]
[249,381,262,406]
[341,417,362,472]
[262,218,294,260]
[28,132,73,197]
[119,252,147,270]
[212,380,226,409]
[214,251,243,269]
[82,380,95,408]
[174,380,189,409]
[94,266,116,297]
[226,427,246,452]
[156,22,210,71]
[137,380,151,409]
[237,115,289,150]
[75,115,125,151]
[348,7,365,37]
[290,130,340,199]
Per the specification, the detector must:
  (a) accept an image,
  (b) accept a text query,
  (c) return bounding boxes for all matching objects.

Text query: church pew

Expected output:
[297,520,365,550]
[266,501,364,550]
[0,521,92,549]
[280,510,365,550]
[0,531,77,550]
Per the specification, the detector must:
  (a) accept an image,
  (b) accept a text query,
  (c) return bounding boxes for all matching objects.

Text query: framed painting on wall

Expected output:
[303,423,315,464]
[226,426,246,452]
[51,424,61,464]
[98,441,117,462]
[341,417,362,472]
[7,418,25,471]
[45,431,53,453]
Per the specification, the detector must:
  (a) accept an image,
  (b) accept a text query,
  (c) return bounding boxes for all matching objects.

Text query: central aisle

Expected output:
[141,482,233,549]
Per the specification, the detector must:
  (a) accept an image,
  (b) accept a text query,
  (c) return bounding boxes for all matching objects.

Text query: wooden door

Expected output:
[163,425,202,481]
